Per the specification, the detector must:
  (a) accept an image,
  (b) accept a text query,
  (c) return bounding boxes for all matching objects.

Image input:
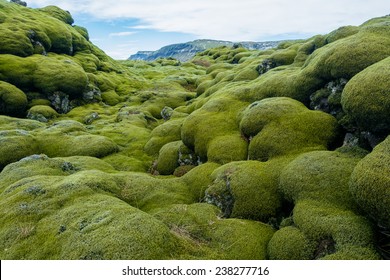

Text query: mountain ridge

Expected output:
[129,39,283,62]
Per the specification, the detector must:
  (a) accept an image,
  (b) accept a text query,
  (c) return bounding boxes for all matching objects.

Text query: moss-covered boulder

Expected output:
[180,162,220,202]
[241,97,340,161]
[37,132,119,158]
[240,97,306,137]
[119,173,194,213]
[302,18,390,80]
[33,55,88,99]
[0,81,27,116]
[0,131,39,170]
[27,105,58,122]
[156,141,195,175]
[0,0,143,116]
[181,97,248,162]
[293,199,379,259]
[341,56,390,134]
[350,136,390,228]
[268,226,315,260]
[279,149,367,208]
[205,159,290,221]
[144,119,184,156]
[0,171,180,259]
[154,203,275,259]
[0,54,36,91]
[38,6,74,25]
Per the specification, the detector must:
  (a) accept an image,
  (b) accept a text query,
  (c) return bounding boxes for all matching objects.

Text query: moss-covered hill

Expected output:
[0,0,389,259]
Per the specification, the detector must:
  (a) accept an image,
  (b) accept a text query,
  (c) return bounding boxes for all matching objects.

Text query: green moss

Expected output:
[207,134,248,164]
[240,97,306,137]
[293,199,378,259]
[33,55,88,99]
[181,97,247,161]
[0,155,116,191]
[28,99,52,108]
[268,226,316,260]
[1,7,389,259]
[325,25,359,43]
[341,56,390,134]
[302,23,390,80]
[71,30,90,53]
[0,132,39,170]
[245,98,339,161]
[156,141,195,175]
[320,245,380,260]
[244,66,322,104]
[268,46,298,66]
[205,160,285,221]
[73,52,100,73]
[0,55,36,91]
[38,6,74,25]
[101,90,121,106]
[0,25,34,57]
[0,115,44,131]
[154,203,275,259]
[173,165,195,177]
[102,154,149,172]
[144,119,184,156]
[210,218,274,259]
[0,173,179,259]
[37,133,119,158]
[279,150,365,209]
[156,141,181,175]
[181,163,220,202]
[232,68,259,82]
[349,136,390,228]
[196,80,214,96]
[27,105,58,122]
[73,26,89,40]
[0,81,27,116]
[119,173,194,213]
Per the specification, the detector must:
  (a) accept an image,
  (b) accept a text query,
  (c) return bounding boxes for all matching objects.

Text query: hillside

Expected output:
[0,0,389,260]
[129,39,281,62]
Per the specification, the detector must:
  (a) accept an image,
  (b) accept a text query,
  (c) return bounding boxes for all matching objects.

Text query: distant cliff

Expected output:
[128,39,281,62]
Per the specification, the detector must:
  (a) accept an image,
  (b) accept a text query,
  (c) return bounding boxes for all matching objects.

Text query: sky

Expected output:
[26,0,390,59]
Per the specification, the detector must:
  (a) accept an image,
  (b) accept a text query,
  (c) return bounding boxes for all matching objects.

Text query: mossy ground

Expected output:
[0,2,389,259]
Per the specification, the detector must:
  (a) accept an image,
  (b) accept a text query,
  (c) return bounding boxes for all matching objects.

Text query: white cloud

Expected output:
[130,25,154,30]
[28,0,390,41]
[109,31,137,37]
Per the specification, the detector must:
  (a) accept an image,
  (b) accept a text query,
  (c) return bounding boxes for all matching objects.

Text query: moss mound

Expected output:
[0,0,144,115]
[15,119,117,159]
[205,159,292,221]
[268,226,315,260]
[293,199,379,259]
[341,57,390,134]
[350,136,390,228]
[144,119,184,156]
[154,203,275,259]
[0,172,179,259]
[279,150,366,208]
[27,105,58,122]
[38,6,74,25]
[0,132,39,170]
[33,55,88,99]
[0,81,27,116]
[241,97,340,161]
[181,97,248,162]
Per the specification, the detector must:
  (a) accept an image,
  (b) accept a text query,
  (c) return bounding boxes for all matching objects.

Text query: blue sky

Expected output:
[26,0,390,59]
